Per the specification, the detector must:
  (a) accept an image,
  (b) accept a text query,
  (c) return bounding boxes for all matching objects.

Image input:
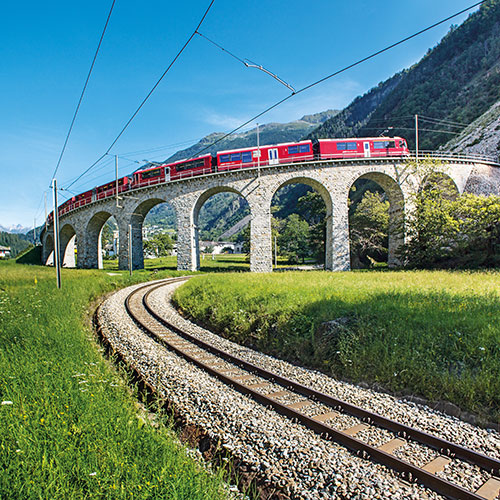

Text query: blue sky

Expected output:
[0,0,481,228]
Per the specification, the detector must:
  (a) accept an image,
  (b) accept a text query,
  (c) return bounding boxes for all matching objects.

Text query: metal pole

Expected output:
[128,224,133,276]
[257,122,260,177]
[274,236,277,268]
[44,192,47,232]
[52,179,61,289]
[415,114,419,162]
[115,155,120,207]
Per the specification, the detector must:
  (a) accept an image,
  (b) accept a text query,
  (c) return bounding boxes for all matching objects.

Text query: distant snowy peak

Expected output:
[0,224,30,234]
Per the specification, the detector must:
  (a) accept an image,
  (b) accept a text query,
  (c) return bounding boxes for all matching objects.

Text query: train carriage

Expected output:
[317,137,409,159]
[217,140,314,171]
[133,154,214,187]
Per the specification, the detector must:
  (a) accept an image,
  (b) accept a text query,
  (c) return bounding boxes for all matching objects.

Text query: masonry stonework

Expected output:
[41,158,500,273]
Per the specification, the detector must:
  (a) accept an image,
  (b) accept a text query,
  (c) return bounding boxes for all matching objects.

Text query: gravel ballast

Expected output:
[97,280,500,500]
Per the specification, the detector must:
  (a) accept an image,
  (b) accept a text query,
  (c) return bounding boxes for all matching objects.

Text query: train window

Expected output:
[242,152,252,162]
[230,153,241,161]
[299,144,310,153]
[142,168,161,179]
[176,159,204,171]
[374,141,395,149]
[220,154,230,162]
[337,142,347,150]
[288,145,299,154]
[346,142,357,150]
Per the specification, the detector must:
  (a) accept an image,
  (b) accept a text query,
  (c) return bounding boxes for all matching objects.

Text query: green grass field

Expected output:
[103,253,300,273]
[0,261,229,500]
[173,270,500,423]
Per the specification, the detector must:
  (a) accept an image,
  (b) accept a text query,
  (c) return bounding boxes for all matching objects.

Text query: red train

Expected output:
[48,136,409,223]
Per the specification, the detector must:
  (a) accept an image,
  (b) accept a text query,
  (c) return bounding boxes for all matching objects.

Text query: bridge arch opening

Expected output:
[347,173,405,268]
[42,232,54,266]
[193,188,250,271]
[85,211,115,269]
[60,223,77,268]
[420,171,460,198]
[270,177,332,267]
[138,198,176,269]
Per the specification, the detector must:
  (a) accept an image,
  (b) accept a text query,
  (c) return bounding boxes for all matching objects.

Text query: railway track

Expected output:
[124,278,500,500]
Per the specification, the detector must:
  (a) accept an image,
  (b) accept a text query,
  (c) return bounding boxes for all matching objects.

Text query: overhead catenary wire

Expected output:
[362,126,462,135]
[64,0,216,192]
[418,114,467,127]
[49,0,117,185]
[196,31,296,92]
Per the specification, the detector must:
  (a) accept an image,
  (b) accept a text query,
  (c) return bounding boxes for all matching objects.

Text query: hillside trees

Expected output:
[0,232,31,257]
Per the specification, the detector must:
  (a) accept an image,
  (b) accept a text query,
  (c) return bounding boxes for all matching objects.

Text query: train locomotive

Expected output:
[48,136,409,223]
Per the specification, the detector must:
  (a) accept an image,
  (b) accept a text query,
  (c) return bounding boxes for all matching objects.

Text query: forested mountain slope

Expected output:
[310,1,500,151]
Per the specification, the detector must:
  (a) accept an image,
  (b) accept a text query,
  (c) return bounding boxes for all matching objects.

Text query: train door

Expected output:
[164,167,171,182]
[269,148,279,165]
[363,142,371,158]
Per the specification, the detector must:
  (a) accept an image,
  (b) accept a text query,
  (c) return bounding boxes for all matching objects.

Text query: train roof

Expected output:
[317,136,406,142]
[134,154,212,173]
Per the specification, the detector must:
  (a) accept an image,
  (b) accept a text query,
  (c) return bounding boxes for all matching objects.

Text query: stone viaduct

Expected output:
[41,156,500,273]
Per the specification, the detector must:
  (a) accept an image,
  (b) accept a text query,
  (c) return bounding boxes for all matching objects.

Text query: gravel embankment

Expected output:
[97,280,500,500]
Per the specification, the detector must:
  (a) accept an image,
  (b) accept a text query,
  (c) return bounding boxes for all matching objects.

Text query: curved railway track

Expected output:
[124,278,500,500]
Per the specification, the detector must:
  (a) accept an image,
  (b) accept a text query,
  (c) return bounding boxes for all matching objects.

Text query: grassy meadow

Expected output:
[0,261,229,500]
[103,254,251,273]
[173,270,500,423]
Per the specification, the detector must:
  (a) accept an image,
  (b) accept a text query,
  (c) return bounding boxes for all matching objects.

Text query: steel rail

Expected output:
[123,280,500,500]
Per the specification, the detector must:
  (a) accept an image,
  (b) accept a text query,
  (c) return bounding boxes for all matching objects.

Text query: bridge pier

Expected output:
[327,200,350,271]
[249,200,273,273]
[118,220,144,271]
[172,196,198,272]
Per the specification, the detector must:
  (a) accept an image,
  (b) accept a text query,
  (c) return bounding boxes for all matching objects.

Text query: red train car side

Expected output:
[217,140,313,171]
[133,154,213,187]
[317,137,409,159]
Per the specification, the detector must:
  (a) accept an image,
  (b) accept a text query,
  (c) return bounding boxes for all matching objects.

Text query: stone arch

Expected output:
[347,171,406,267]
[42,231,54,265]
[269,175,335,270]
[192,186,249,270]
[60,223,77,268]
[120,197,170,270]
[421,171,460,198]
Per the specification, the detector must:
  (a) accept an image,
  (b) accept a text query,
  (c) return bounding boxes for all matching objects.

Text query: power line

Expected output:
[362,126,462,135]
[191,0,486,158]
[418,115,467,128]
[64,0,216,191]
[49,0,117,185]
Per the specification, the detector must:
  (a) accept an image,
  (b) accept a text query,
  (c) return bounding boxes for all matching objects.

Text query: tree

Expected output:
[277,214,311,264]
[143,232,173,258]
[350,191,389,267]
